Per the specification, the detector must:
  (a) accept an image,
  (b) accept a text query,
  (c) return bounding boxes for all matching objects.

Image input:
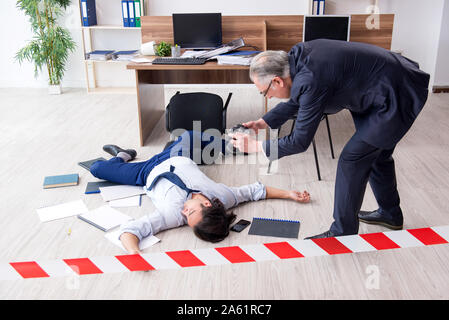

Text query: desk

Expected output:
[127,61,252,146]
[129,14,394,146]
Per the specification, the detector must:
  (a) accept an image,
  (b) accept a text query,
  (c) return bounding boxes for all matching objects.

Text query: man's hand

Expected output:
[120,232,142,255]
[230,132,263,153]
[288,190,310,203]
[242,118,268,134]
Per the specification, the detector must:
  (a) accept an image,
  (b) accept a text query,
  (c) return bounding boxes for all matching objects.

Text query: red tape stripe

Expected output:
[63,258,103,275]
[215,246,255,263]
[9,261,49,279]
[115,254,155,271]
[312,237,353,255]
[166,250,206,267]
[360,233,401,250]
[407,228,448,245]
[264,242,304,259]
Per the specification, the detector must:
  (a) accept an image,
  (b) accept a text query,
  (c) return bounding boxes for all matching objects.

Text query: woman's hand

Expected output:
[288,190,310,203]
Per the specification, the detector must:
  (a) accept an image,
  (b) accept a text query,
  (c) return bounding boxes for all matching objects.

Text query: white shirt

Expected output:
[120,156,266,241]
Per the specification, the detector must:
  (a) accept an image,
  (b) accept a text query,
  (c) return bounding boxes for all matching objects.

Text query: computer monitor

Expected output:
[172,13,222,49]
[303,15,351,42]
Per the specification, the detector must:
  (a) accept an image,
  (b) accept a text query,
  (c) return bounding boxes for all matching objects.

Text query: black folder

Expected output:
[248,217,300,239]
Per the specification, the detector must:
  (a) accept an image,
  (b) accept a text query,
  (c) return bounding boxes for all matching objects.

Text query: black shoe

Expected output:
[358,209,403,230]
[304,230,335,240]
[103,144,137,160]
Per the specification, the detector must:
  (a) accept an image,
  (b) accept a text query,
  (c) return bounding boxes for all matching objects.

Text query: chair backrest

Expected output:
[166,92,231,135]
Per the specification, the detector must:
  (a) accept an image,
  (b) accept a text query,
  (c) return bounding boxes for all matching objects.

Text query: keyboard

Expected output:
[152,57,207,65]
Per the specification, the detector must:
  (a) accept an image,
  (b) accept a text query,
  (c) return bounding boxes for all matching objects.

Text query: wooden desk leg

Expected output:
[136,71,165,146]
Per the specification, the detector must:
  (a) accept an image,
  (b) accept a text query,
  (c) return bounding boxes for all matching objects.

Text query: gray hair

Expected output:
[249,50,290,85]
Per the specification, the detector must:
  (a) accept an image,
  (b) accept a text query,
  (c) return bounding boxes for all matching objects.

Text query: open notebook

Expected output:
[78,205,132,232]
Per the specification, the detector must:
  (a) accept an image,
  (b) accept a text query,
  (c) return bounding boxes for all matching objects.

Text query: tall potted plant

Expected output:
[15,0,76,94]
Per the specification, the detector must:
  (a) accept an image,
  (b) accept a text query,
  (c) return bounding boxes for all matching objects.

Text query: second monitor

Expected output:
[172,13,222,49]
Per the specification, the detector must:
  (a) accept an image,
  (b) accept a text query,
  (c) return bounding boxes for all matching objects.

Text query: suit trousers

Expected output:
[329,133,403,235]
[90,131,225,186]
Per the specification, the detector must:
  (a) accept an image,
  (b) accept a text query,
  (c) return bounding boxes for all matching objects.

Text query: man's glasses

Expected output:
[261,79,273,97]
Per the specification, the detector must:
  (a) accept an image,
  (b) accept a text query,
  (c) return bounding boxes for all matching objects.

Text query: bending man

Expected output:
[232,39,430,239]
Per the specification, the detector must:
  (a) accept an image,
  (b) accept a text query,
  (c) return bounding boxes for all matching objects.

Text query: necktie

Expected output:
[147,165,200,195]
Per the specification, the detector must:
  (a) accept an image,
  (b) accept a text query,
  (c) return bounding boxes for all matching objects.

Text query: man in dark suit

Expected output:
[231,39,430,239]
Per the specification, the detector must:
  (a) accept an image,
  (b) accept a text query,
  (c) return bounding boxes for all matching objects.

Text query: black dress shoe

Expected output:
[304,230,335,240]
[358,209,403,230]
[103,144,137,160]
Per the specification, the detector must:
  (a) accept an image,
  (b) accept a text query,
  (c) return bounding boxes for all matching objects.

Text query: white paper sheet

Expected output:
[108,195,141,208]
[78,205,132,232]
[99,185,146,202]
[105,229,161,252]
[37,199,89,222]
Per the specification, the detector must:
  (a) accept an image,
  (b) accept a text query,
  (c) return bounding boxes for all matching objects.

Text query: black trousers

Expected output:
[329,133,403,235]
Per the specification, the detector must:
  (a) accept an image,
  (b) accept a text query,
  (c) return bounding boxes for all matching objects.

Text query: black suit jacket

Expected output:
[262,39,430,160]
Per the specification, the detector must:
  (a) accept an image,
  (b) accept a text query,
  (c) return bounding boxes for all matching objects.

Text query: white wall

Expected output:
[1,0,448,88]
[379,0,445,88]
[326,0,448,87]
[434,0,449,86]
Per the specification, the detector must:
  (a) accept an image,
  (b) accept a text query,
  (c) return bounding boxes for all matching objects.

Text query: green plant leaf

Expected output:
[15,0,77,85]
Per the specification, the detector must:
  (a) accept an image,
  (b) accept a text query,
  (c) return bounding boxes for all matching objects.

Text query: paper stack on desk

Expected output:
[216,51,260,66]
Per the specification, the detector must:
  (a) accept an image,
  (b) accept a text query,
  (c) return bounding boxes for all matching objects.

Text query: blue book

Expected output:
[43,174,79,189]
[121,0,129,27]
[80,0,97,27]
[85,181,121,194]
[127,0,136,27]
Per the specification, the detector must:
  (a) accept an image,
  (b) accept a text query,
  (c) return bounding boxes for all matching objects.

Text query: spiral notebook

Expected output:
[248,217,300,239]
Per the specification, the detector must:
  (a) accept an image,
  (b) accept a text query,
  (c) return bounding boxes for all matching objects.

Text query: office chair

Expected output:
[164,91,233,164]
[267,113,335,180]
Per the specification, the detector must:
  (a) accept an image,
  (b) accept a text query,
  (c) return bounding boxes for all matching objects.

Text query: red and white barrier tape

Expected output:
[2,225,449,281]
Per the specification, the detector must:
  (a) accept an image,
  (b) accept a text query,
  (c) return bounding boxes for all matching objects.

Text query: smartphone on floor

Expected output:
[230,219,251,232]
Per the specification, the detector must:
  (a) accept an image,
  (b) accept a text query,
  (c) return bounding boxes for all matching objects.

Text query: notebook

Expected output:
[248,217,300,239]
[78,205,132,232]
[85,181,121,194]
[43,173,79,189]
[37,199,88,222]
[78,157,106,171]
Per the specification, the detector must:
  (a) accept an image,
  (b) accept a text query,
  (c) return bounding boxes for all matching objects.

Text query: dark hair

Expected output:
[193,198,236,243]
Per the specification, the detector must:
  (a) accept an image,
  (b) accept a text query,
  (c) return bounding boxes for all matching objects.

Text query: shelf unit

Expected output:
[78,2,142,94]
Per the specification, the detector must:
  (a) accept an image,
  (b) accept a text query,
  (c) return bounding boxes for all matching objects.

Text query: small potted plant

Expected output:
[15,0,76,94]
[155,41,172,57]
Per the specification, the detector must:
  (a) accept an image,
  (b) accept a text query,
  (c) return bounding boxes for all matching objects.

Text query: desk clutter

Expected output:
[37,157,159,252]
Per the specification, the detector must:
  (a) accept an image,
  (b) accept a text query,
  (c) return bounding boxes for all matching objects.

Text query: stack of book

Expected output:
[112,50,139,61]
[86,50,115,61]
[216,50,261,66]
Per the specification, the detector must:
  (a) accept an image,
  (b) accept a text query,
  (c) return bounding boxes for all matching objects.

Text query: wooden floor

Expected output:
[0,86,449,299]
